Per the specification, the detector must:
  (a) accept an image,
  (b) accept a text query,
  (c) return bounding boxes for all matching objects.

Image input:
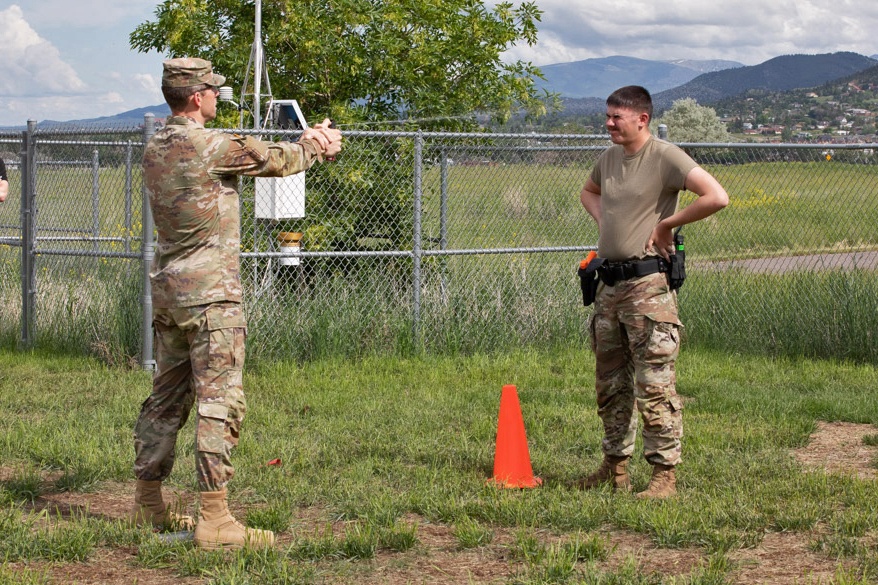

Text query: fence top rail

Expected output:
[0,126,141,139]
[225,127,613,140]
[33,139,140,147]
[31,126,143,138]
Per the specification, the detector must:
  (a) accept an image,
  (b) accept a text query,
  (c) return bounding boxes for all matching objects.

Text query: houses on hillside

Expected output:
[725,104,878,144]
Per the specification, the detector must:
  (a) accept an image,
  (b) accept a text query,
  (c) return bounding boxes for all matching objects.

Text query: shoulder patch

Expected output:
[233,135,269,164]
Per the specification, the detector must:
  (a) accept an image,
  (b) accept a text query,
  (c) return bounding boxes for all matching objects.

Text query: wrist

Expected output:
[657,218,675,232]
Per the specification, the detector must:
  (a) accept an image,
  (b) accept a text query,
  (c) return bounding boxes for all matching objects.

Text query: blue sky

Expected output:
[2,0,878,126]
[0,0,164,125]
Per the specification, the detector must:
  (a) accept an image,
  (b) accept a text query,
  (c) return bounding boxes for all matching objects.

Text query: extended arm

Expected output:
[210,118,344,177]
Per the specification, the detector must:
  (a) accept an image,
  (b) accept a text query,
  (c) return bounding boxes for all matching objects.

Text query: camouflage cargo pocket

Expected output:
[205,304,246,371]
[646,319,680,362]
[196,401,228,454]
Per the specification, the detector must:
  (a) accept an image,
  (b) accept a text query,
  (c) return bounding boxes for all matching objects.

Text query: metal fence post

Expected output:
[124,141,133,254]
[412,131,423,347]
[140,114,156,370]
[439,147,449,297]
[658,124,668,140]
[19,120,36,349]
[91,149,100,253]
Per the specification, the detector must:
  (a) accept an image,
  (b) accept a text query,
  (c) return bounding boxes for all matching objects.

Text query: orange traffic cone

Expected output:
[488,384,542,488]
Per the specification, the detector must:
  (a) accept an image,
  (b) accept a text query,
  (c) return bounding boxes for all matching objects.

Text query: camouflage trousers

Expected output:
[133,301,247,492]
[588,272,684,467]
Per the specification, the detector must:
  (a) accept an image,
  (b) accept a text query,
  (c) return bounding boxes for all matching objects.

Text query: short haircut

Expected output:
[607,86,653,120]
[162,84,210,111]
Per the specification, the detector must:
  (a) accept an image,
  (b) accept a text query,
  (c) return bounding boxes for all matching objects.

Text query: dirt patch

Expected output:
[11,549,202,585]
[729,531,841,585]
[792,421,878,480]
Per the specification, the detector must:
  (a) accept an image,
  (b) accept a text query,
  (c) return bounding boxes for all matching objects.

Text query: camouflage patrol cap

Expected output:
[162,57,226,88]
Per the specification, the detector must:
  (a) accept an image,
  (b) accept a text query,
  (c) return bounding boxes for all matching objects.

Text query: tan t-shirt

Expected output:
[590,136,698,261]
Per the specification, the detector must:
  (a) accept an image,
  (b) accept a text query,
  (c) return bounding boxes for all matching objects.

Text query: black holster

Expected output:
[668,232,686,290]
[578,256,605,306]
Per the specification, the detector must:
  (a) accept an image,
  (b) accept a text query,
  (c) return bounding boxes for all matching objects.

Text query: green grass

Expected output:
[452,515,494,549]
[430,160,878,259]
[1,347,878,582]
[0,563,52,585]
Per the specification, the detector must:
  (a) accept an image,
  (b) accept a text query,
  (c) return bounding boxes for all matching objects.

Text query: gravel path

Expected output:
[697,250,878,273]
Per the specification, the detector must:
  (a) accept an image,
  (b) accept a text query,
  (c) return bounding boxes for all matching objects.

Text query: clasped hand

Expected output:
[300,118,342,158]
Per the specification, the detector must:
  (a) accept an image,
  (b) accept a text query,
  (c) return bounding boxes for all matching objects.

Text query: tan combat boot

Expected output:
[575,455,631,491]
[129,479,194,531]
[636,464,677,499]
[193,489,275,550]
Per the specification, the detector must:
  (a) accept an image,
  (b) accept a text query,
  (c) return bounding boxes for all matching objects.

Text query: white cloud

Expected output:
[503,0,878,66]
[0,2,166,125]
[1,95,89,123]
[5,0,158,29]
[132,73,162,96]
[99,92,125,105]
[0,5,86,96]
[3,0,878,125]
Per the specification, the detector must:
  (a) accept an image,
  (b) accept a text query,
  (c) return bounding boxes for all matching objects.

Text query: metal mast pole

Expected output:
[236,0,271,129]
[253,0,262,129]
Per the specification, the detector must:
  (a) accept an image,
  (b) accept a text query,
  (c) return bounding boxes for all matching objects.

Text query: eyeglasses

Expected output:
[200,86,219,97]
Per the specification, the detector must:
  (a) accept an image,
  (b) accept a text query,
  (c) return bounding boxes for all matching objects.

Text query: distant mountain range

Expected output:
[556,51,878,118]
[20,51,878,128]
[651,51,878,110]
[707,59,878,136]
[36,104,172,130]
[533,56,745,100]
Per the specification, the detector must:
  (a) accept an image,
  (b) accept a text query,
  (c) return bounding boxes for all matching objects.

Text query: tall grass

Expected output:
[0,254,21,349]
[684,268,878,362]
[0,250,144,365]
[4,238,878,366]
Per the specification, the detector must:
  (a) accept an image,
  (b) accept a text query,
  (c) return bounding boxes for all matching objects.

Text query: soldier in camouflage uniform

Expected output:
[130,57,341,548]
[578,86,728,498]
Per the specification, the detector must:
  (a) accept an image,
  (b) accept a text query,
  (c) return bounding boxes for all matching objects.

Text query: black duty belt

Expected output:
[599,257,669,286]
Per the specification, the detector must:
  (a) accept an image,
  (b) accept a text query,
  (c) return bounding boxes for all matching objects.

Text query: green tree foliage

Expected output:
[131,0,558,264]
[130,0,556,128]
[652,98,732,143]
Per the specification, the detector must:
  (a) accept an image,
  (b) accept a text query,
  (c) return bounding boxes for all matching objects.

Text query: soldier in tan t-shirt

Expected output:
[0,158,8,203]
[130,58,341,550]
[577,86,728,498]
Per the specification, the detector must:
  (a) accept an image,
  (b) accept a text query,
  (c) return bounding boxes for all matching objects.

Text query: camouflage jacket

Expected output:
[144,116,322,308]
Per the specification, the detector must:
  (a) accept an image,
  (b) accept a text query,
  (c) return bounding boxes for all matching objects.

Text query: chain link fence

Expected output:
[1,118,877,366]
